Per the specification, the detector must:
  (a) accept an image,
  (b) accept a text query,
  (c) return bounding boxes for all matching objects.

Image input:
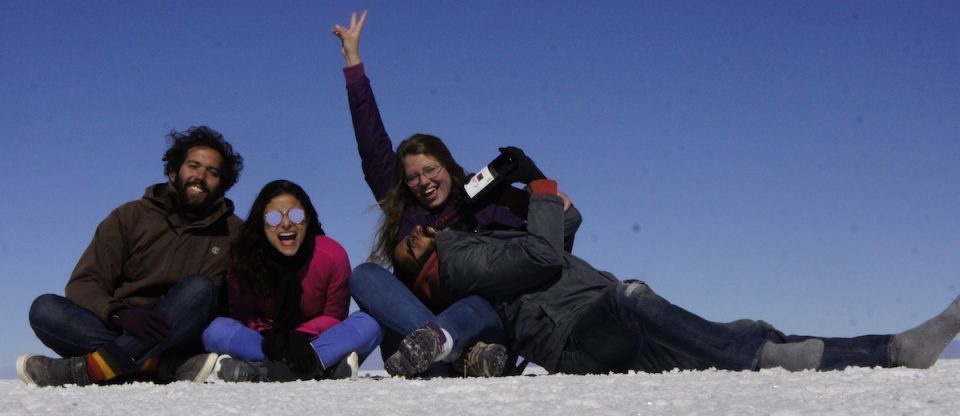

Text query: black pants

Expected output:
[558,281,893,374]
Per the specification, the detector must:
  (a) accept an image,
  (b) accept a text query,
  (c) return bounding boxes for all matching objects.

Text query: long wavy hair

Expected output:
[372,133,468,265]
[232,180,324,330]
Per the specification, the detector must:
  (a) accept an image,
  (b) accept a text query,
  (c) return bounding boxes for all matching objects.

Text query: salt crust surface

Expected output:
[3,361,959,415]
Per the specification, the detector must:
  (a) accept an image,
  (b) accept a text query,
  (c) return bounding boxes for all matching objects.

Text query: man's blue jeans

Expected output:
[29,274,218,371]
[559,281,894,374]
[349,263,505,360]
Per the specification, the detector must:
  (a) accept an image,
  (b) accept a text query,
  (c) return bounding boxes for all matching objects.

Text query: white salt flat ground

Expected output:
[2,360,959,415]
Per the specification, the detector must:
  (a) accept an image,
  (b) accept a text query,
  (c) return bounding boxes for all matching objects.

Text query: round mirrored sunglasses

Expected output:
[264,208,306,227]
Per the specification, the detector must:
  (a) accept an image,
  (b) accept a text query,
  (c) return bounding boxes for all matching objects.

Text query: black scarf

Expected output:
[262,236,315,332]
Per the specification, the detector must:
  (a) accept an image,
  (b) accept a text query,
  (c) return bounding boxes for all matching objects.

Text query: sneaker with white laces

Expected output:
[16,354,91,387]
[453,341,507,377]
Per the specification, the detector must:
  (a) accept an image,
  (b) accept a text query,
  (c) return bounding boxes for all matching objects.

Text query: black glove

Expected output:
[111,307,171,344]
[498,146,545,185]
[283,331,320,374]
[260,329,289,361]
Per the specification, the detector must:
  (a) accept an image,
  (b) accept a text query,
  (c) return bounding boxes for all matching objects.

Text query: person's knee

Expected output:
[201,316,241,352]
[350,263,393,300]
[350,263,385,286]
[178,274,218,304]
[180,274,216,295]
[618,280,652,299]
[351,313,384,345]
[29,294,65,326]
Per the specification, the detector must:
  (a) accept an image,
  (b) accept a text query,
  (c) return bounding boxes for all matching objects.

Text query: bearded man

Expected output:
[17,126,244,386]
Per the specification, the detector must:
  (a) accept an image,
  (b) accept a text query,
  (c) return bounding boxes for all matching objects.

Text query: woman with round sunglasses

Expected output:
[201,179,382,382]
[332,12,581,378]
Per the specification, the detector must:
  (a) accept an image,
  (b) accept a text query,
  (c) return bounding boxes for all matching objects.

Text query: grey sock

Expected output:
[759,340,824,371]
[890,294,960,369]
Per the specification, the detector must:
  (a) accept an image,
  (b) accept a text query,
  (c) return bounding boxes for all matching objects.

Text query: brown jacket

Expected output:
[65,184,242,322]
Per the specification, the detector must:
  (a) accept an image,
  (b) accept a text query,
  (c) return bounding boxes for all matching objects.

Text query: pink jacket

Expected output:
[227,236,351,338]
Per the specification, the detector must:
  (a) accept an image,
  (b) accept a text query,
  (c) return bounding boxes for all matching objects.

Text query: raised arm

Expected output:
[332,11,397,200]
[331,10,367,68]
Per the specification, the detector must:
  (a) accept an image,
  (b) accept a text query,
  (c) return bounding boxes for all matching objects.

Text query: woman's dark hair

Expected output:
[232,179,324,330]
[163,125,244,192]
[371,133,467,265]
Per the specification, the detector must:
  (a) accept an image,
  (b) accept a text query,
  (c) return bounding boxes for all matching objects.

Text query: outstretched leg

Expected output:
[890,294,960,368]
[566,281,822,373]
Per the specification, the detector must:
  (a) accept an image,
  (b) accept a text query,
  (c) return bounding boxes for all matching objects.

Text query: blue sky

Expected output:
[1,1,958,374]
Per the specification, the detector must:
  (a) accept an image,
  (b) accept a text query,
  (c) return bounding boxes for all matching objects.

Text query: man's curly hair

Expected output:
[162,126,244,192]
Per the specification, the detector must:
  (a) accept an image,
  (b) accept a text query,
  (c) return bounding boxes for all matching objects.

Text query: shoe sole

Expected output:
[479,344,508,377]
[16,354,37,385]
[190,353,219,383]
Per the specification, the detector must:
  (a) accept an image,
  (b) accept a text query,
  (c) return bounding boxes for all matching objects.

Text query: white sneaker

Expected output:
[325,351,359,380]
[174,353,219,383]
[206,354,233,383]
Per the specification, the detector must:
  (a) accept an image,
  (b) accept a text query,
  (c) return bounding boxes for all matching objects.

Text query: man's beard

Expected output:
[173,174,221,218]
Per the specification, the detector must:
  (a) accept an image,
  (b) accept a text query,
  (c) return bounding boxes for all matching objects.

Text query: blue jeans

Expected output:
[202,311,383,369]
[29,274,218,371]
[559,281,894,374]
[349,263,505,360]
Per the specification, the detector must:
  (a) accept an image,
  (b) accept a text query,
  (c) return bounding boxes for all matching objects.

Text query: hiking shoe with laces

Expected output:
[324,351,359,380]
[17,354,91,387]
[453,341,507,377]
[384,324,444,377]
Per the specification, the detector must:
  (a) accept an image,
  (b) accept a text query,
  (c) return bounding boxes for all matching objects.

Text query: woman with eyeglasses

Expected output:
[200,179,382,382]
[331,11,581,378]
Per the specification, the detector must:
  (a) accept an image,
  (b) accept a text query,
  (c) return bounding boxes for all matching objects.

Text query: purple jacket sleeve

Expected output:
[345,63,398,201]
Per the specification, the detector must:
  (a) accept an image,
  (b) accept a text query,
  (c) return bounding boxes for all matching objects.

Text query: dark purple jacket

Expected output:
[344,63,526,240]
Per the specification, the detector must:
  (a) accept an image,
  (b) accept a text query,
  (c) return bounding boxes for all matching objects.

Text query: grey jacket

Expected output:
[437,194,618,372]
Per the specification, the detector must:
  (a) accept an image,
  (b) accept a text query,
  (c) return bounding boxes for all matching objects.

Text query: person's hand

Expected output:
[331,10,368,67]
[283,331,320,373]
[498,146,546,185]
[111,307,171,344]
[558,191,573,212]
[260,329,289,361]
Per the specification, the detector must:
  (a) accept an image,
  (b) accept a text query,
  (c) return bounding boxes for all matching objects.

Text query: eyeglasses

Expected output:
[404,165,444,187]
[264,208,306,227]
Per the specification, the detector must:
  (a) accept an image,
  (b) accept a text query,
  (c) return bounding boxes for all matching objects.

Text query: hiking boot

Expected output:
[213,355,313,383]
[453,341,507,377]
[323,351,359,380]
[17,354,91,387]
[384,325,444,377]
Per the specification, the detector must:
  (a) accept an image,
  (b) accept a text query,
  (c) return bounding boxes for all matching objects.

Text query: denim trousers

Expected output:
[559,281,894,374]
[349,262,505,360]
[201,311,383,369]
[29,274,218,370]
